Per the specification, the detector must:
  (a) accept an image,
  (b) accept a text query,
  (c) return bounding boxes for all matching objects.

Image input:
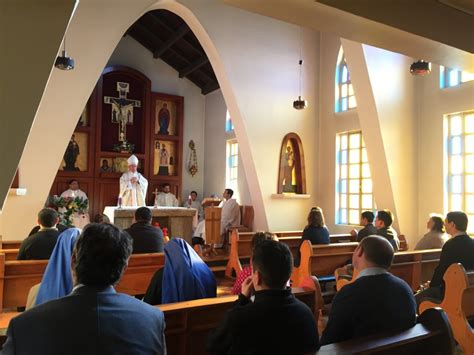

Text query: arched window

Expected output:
[278,133,306,194]
[335,46,357,113]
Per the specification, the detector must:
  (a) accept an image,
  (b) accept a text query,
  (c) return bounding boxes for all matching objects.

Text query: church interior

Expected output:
[0,0,473,353]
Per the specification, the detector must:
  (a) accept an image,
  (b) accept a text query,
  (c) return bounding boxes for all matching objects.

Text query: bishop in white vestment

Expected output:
[119,155,148,207]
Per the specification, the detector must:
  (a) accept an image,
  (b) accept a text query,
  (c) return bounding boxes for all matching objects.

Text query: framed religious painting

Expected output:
[277,133,306,194]
[154,140,177,176]
[152,93,183,138]
[59,132,89,172]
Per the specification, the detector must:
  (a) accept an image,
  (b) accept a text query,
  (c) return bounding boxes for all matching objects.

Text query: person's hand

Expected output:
[241,276,254,299]
[350,229,357,238]
[130,177,138,184]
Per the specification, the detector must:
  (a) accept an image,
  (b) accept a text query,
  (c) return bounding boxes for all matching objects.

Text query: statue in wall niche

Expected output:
[277,133,307,195]
[282,143,296,193]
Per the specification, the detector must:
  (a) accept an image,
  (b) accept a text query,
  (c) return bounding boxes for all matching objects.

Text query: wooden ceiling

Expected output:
[126,10,219,95]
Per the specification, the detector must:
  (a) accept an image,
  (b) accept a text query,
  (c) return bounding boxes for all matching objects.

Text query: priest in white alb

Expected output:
[155,183,179,207]
[60,179,90,228]
[119,155,148,207]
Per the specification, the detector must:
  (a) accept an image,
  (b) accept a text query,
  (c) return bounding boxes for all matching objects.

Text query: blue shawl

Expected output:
[35,228,81,306]
[162,238,216,304]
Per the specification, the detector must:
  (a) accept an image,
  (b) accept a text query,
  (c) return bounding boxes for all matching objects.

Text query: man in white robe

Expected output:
[155,183,178,207]
[119,155,148,207]
[60,179,90,228]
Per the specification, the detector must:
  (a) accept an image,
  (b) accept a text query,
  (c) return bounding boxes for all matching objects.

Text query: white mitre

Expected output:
[128,154,139,166]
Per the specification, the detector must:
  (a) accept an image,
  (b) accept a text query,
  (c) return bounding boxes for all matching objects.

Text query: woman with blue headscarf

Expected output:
[26,228,81,309]
[144,238,216,305]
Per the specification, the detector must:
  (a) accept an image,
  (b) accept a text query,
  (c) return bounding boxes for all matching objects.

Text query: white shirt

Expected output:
[156,192,178,207]
[220,198,241,234]
[60,189,88,201]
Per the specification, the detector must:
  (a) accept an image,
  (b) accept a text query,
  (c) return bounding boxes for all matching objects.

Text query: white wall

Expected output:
[204,89,251,205]
[107,36,206,201]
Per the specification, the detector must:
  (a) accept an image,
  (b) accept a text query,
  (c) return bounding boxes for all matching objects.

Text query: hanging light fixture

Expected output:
[55,36,74,70]
[410,60,431,76]
[293,34,307,110]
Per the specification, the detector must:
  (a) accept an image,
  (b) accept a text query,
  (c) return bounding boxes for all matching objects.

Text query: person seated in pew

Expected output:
[28,223,69,237]
[321,236,416,345]
[18,208,62,260]
[124,207,164,254]
[351,211,377,242]
[375,209,400,251]
[231,231,278,295]
[208,240,320,354]
[144,238,216,305]
[415,213,449,250]
[26,228,81,309]
[415,211,474,306]
[3,223,167,355]
[294,206,330,266]
[91,213,110,224]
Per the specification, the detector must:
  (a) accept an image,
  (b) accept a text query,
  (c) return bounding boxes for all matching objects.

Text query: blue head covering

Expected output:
[35,228,81,306]
[162,238,217,304]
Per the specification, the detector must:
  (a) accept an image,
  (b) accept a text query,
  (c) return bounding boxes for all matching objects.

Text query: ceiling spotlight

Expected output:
[410,60,431,76]
[55,37,74,70]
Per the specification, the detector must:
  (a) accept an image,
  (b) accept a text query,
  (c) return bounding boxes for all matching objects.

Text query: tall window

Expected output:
[225,110,234,132]
[335,46,357,113]
[444,110,474,234]
[226,139,239,194]
[440,66,474,88]
[336,131,374,225]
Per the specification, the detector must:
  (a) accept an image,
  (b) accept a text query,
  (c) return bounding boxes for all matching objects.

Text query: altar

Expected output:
[103,206,197,243]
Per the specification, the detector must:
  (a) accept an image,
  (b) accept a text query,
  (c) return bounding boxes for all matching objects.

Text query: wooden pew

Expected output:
[0,241,21,250]
[291,241,358,287]
[335,249,442,292]
[419,263,474,354]
[399,234,408,251]
[0,250,19,262]
[318,308,455,354]
[0,253,165,311]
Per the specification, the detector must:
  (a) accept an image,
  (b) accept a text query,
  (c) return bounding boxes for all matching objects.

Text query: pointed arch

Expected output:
[335,45,357,112]
[277,133,306,194]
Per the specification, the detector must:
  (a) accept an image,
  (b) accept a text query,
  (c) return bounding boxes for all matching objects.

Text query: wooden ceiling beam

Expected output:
[153,24,190,58]
[179,56,209,78]
[201,81,220,95]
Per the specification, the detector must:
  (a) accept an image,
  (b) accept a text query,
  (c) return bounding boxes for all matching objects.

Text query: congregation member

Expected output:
[155,182,179,207]
[92,213,110,224]
[415,211,474,305]
[3,223,166,355]
[28,222,68,237]
[125,207,164,253]
[26,228,81,309]
[18,208,61,260]
[144,238,216,305]
[119,154,148,207]
[415,213,449,250]
[375,209,400,251]
[208,240,319,354]
[351,210,377,242]
[321,236,416,345]
[232,231,277,295]
[183,190,203,220]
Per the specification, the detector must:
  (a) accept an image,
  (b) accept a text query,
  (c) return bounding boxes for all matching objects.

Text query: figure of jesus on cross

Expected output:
[104,82,141,142]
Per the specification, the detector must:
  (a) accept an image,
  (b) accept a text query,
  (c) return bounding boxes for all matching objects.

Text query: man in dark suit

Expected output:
[207,239,319,355]
[321,236,416,345]
[375,209,400,251]
[415,211,474,305]
[351,210,377,242]
[125,207,164,253]
[3,223,167,355]
[17,208,61,260]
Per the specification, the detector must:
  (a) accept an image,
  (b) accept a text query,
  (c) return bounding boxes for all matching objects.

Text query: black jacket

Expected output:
[17,229,60,260]
[321,273,416,345]
[125,222,164,254]
[207,288,319,355]
[430,234,474,291]
[356,223,377,242]
[376,227,399,251]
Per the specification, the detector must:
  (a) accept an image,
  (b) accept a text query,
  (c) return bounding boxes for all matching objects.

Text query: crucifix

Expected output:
[104,82,141,142]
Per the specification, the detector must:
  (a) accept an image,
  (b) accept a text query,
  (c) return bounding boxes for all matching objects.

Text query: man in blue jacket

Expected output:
[321,235,416,345]
[3,223,167,355]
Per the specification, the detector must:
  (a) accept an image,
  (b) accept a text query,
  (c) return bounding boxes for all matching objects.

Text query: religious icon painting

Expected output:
[154,140,176,176]
[113,157,129,173]
[60,132,88,172]
[154,99,177,136]
[76,104,89,127]
[277,133,307,194]
[99,158,113,173]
